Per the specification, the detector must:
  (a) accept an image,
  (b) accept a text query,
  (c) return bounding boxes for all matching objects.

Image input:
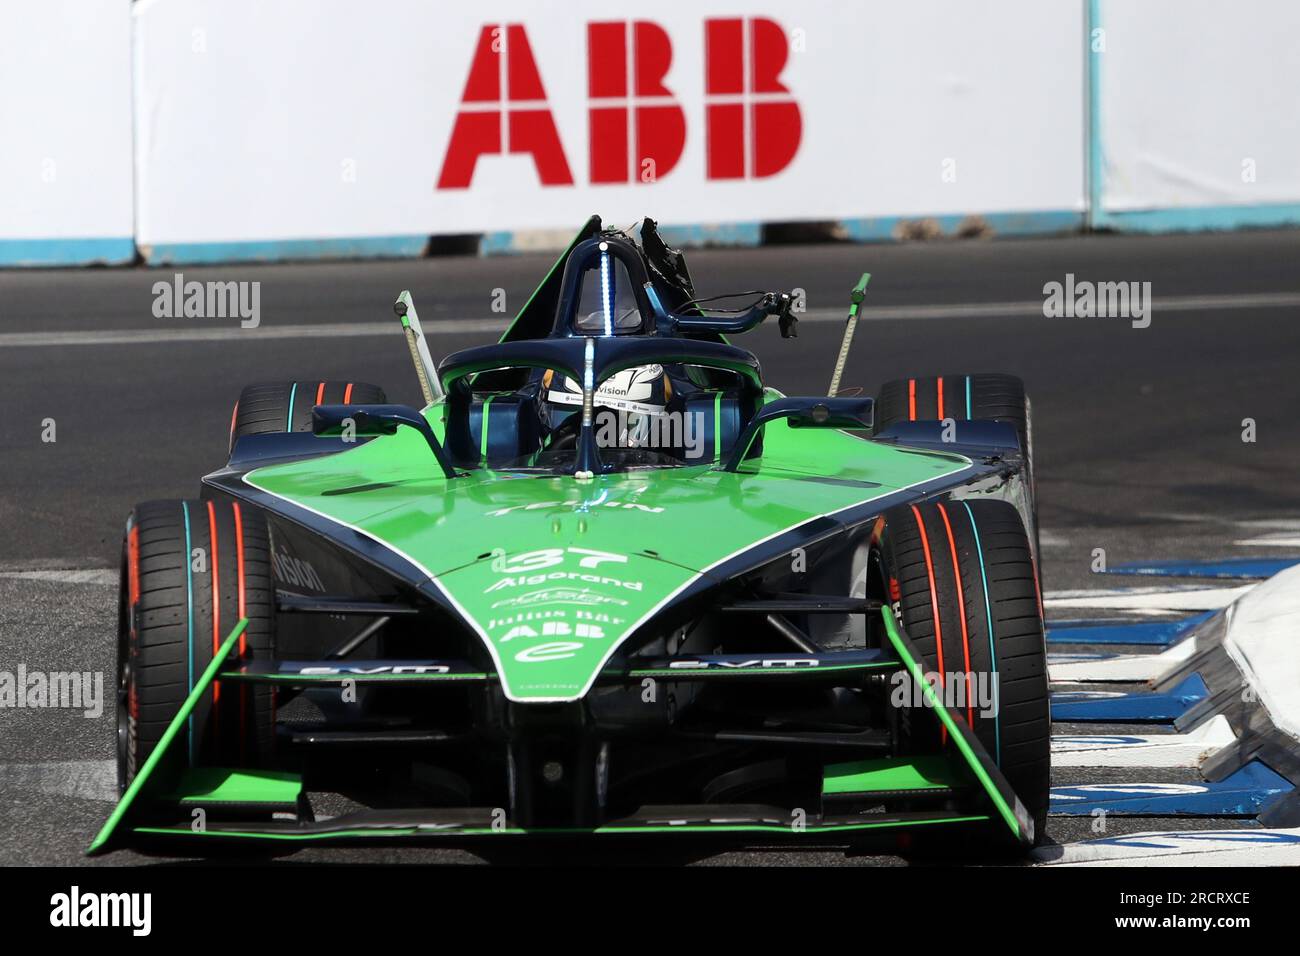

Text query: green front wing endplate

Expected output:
[87,619,250,855]
[88,611,1033,851]
[881,608,1035,846]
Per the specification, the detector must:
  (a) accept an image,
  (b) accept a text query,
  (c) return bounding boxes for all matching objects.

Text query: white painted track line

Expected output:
[1045,585,1251,613]
[5,290,1300,348]
[1048,636,1197,682]
[1050,716,1235,768]
[1034,827,1300,866]
[0,568,116,585]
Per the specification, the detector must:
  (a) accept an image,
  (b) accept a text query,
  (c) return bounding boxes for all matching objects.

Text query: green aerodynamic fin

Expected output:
[87,618,248,856]
[165,768,302,810]
[822,754,960,796]
[880,608,1035,847]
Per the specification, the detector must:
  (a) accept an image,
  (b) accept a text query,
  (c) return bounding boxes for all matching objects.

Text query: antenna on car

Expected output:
[393,290,445,405]
[827,273,871,397]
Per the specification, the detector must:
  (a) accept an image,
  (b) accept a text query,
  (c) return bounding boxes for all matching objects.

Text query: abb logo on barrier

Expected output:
[437,18,802,190]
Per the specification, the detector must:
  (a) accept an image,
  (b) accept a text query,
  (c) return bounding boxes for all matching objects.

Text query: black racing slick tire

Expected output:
[874,373,1029,451]
[875,498,1050,841]
[874,373,1039,559]
[117,499,276,793]
[228,380,387,455]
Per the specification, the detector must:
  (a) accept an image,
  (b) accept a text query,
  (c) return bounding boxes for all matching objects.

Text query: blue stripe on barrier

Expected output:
[647,222,763,249]
[1051,673,1207,723]
[142,235,429,266]
[1094,203,1300,234]
[0,237,135,266]
[840,209,1083,243]
[480,210,1089,257]
[1046,610,1215,646]
[1050,761,1293,816]
[1103,557,1300,580]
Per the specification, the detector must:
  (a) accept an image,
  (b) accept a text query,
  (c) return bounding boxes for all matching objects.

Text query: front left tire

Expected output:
[117,498,276,792]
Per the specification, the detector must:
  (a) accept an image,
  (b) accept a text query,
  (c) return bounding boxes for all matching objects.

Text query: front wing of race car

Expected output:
[89,607,1033,855]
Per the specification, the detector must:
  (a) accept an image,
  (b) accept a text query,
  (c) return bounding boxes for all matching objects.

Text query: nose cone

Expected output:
[436,551,697,701]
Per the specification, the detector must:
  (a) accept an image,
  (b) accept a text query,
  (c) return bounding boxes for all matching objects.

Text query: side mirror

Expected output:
[722,397,873,472]
[783,399,871,430]
[312,404,459,478]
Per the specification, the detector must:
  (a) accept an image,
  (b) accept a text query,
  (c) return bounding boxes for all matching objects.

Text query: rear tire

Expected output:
[875,373,1039,562]
[229,380,386,454]
[117,499,276,793]
[874,498,1050,841]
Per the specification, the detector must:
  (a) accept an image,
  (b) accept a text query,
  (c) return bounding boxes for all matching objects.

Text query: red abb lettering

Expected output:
[437,19,803,189]
[587,21,686,184]
[437,24,574,189]
[704,17,802,179]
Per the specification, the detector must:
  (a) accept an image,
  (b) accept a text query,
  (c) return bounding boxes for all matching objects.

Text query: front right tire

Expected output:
[874,498,1050,840]
[229,380,387,455]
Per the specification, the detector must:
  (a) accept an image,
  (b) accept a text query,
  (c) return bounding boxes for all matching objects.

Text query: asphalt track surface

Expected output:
[2,229,1299,865]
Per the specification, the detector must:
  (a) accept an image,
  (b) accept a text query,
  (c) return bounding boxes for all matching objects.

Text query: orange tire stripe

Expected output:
[907,379,916,420]
[315,381,326,407]
[910,506,946,680]
[910,504,946,743]
[127,525,141,608]
[936,377,945,420]
[343,382,354,404]
[938,502,974,727]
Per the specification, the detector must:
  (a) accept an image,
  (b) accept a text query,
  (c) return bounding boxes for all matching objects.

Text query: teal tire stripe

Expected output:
[180,501,195,764]
[961,500,999,763]
[286,382,298,432]
[965,375,972,419]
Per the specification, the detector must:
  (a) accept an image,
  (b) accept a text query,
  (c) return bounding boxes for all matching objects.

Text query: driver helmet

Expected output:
[542,365,673,448]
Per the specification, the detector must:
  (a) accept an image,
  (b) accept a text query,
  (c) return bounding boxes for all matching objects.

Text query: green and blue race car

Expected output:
[97,215,1049,856]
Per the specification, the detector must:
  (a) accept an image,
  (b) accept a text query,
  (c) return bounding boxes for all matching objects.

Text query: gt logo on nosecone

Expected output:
[491,546,628,574]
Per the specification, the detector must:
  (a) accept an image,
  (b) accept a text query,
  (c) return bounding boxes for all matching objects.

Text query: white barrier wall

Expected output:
[10,1,1291,266]
[132,0,1084,260]
[0,0,134,265]
[1094,0,1300,229]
